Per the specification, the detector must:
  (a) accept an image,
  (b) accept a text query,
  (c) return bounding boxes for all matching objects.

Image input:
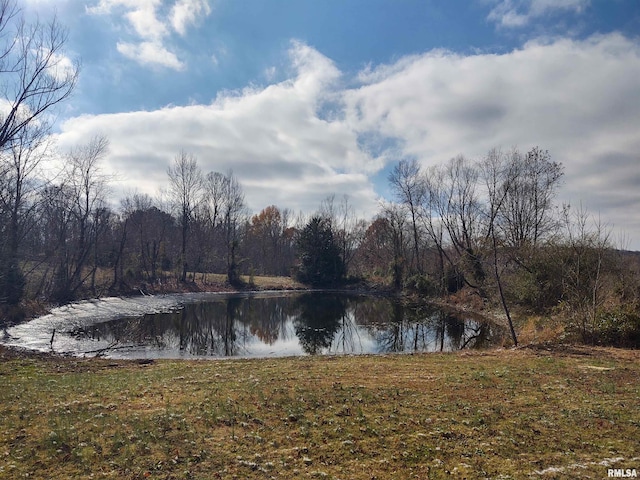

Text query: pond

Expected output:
[1,291,505,359]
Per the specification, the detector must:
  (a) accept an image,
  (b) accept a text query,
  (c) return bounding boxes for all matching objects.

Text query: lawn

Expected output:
[0,346,638,479]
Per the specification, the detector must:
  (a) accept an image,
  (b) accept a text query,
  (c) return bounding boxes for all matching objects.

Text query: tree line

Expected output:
[370,148,640,347]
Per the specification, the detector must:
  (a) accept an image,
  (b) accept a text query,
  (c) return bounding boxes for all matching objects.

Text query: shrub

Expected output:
[593,307,640,348]
[404,274,437,296]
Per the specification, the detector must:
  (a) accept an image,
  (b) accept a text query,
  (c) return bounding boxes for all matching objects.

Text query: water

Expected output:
[1,291,504,358]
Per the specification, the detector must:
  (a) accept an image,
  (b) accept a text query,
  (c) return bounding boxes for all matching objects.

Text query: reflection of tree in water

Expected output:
[179,297,240,356]
[73,295,302,356]
[361,300,499,353]
[329,297,364,354]
[72,312,176,350]
[243,296,297,345]
[293,293,345,355]
[70,293,504,357]
[73,298,243,356]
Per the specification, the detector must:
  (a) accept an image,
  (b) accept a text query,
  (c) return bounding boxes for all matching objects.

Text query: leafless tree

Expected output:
[481,148,520,345]
[389,159,426,274]
[379,201,410,289]
[561,205,616,343]
[200,169,246,283]
[0,0,79,152]
[421,166,450,293]
[320,194,364,276]
[499,147,563,250]
[426,155,485,287]
[204,171,227,230]
[167,151,203,282]
[0,1,78,307]
[220,171,245,285]
[0,124,53,304]
[120,193,174,284]
[45,135,110,301]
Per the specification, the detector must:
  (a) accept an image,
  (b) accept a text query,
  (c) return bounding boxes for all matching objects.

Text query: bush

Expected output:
[593,307,640,348]
[404,274,437,296]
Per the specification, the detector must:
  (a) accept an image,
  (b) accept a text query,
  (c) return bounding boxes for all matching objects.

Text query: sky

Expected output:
[22,0,640,250]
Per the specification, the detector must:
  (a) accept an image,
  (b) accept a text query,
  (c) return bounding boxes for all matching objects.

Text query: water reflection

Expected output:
[69,292,504,358]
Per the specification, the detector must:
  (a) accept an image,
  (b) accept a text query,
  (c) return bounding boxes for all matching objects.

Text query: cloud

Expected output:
[55,35,640,247]
[344,32,640,246]
[55,42,380,217]
[125,2,168,40]
[264,66,277,81]
[117,41,185,70]
[487,0,589,28]
[46,51,77,82]
[86,0,212,70]
[171,0,212,36]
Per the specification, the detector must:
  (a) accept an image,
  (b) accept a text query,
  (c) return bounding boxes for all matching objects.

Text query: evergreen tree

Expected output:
[296,216,345,286]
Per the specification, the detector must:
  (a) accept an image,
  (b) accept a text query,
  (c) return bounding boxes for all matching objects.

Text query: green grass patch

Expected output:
[1,347,638,479]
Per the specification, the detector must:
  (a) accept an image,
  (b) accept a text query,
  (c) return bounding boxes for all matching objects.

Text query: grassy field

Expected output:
[0,346,638,479]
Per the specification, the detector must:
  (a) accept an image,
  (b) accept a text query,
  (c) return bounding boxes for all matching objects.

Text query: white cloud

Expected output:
[125,3,168,40]
[55,42,380,217]
[210,45,228,67]
[46,51,77,82]
[344,32,640,247]
[117,41,185,70]
[488,0,590,28]
[171,0,212,36]
[87,0,212,70]
[54,35,640,247]
[264,66,277,81]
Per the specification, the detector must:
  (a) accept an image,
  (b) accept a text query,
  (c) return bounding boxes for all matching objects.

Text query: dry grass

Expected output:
[241,274,307,290]
[1,347,638,479]
[153,273,307,294]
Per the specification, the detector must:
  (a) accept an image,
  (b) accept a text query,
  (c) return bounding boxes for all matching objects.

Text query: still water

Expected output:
[35,291,503,359]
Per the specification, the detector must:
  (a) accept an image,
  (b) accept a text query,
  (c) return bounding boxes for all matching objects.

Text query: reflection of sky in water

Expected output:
[2,292,503,359]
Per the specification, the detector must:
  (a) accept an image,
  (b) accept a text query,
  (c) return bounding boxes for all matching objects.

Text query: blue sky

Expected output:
[23,0,640,249]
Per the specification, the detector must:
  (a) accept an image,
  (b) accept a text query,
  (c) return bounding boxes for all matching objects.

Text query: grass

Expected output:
[143,272,308,294]
[0,346,638,479]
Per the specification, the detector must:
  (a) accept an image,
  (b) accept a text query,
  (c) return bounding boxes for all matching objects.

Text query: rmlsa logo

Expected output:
[608,469,638,478]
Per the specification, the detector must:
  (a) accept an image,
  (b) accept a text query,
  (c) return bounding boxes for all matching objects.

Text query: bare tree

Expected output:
[167,151,203,282]
[44,136,110,302]
[320,194,364,276]
[421,166,451,293]
[0,1,78,307]
[427,155,485,287]
[121,193,174,284]
[389,159,426,274]
[379,201,410,289]
[200,170,245,283]
[0,125,53,304]
[500,147,563,250]
[220,171,245,285]
[204,171,227,230]
[481,148,519,346]
[561,205,615,343]
[0,0,79,152]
